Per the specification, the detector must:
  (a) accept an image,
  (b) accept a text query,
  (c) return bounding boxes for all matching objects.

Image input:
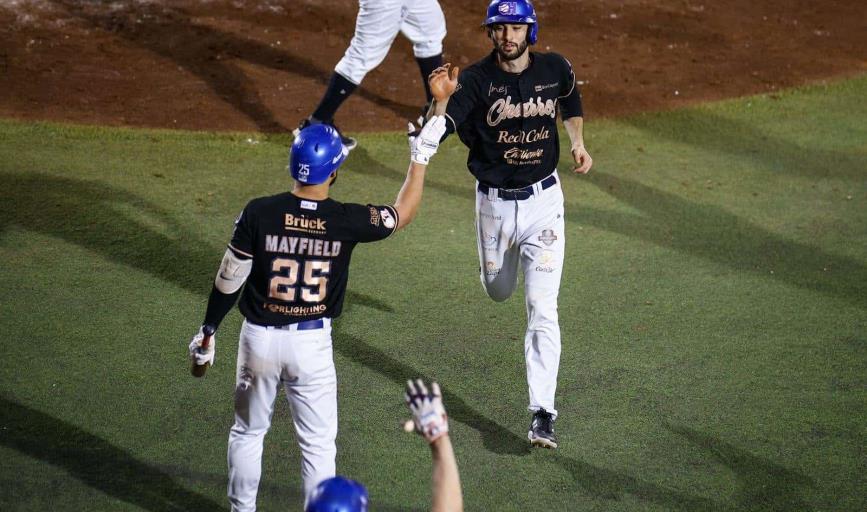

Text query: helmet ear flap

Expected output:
[528,22,538,44]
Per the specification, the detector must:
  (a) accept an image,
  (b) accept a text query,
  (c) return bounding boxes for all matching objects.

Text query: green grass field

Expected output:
[1,75,865,511]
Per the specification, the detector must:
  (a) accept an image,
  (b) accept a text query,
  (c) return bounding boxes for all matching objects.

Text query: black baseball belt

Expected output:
[477,174,557,200]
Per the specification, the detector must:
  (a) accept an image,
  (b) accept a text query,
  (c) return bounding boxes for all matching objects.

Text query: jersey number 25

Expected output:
[268,258,331,303]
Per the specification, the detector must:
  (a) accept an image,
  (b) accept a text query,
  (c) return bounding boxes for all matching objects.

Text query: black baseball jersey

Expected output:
[228,192,398,326]
[444,51,583,189]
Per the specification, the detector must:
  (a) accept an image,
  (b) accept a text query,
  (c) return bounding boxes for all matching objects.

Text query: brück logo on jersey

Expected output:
[285,214,326,234]
[498,2,517,15]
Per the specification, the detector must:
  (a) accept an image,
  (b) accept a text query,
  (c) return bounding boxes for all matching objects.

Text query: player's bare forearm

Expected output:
[429,98,449,118]
[393,162,427,230]
[430,434,463,512]
[563,116,593,174]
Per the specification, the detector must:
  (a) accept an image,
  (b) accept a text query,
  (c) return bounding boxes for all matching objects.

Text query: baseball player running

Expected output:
[426,0,593,449]
[295,0,448,149]
[187,116,449,510]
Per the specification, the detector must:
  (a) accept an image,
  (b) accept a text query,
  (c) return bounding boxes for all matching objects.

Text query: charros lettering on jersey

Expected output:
[284,214,326,234]
[487,96,557,127]
[265,235,342,257]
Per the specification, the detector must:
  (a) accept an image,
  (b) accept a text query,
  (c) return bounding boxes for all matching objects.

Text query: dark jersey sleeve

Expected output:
[341,203,399,243]
[444,69,481,136]
[556,54,583,120]
[228,204,255,259]
[202,207,254,330]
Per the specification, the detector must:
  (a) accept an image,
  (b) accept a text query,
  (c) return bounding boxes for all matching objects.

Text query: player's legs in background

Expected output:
[316,0,403,119]
[228,321,283,512]
[299,0,404,148]
[518,179,566,419]
[476,186,520,301]
[400,0,447,108]
[281,324,338,506]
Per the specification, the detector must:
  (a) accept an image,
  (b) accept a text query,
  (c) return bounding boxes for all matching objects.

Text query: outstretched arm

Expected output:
[430,435,463,512]
[404,379,464,512]
[393,116,448,229]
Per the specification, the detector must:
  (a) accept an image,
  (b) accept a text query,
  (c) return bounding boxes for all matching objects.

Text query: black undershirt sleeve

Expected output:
[202,285,241,330]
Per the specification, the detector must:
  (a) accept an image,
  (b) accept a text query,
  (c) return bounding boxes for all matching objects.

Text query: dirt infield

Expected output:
[1,0,864,133]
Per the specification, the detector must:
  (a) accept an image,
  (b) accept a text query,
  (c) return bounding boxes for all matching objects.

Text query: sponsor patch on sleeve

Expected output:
[368,206,381,226]
[380,208,396,229]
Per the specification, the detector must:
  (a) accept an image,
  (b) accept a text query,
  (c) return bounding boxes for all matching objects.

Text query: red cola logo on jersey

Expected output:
[497,126,550,144]
[487,96,557,127]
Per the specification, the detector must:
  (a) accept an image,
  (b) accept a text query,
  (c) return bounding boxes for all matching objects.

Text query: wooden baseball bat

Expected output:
[191,324,216,378]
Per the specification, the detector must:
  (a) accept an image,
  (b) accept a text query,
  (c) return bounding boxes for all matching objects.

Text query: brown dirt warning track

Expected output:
[1,0,865,133]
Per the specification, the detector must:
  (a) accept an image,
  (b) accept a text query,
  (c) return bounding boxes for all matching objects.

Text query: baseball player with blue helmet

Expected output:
[188,116,450,510]
[426,0,593,449]
[306,379,463,512]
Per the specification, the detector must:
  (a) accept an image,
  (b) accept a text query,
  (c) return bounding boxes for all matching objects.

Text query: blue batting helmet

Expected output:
[305,477,369,512]
[289,124,349,185]
[484,0,538,45]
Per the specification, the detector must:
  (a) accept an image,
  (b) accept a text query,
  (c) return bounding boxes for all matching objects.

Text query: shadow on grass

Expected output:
[547,425,813,511]
[666,424,814,511]
[0,397,223,511]
[572,172,867,308]
[553,455,721,510]
[343,146,474,201]
[334,329,531,456]
[346,146,866,309]
[150,464,415,512]
[50,1,420,132]
[626,109,864,181]
[0,172,393,313]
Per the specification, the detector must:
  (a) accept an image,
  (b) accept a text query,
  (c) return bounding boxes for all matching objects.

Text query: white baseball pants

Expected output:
[334,0,447,84]
[475,173,565,419]
[227,319,337,511]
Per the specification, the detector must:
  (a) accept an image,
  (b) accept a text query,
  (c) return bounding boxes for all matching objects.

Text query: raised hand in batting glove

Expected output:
[404,379,448,443]
[409,115,446,166]
[188,324,216,367]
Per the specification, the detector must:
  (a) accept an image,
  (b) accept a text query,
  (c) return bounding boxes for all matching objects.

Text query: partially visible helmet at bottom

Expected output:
[305,476,369,512]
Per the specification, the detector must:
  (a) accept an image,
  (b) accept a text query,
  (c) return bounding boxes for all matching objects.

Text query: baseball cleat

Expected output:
[294,118,357,151]
[528,408,558,449]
